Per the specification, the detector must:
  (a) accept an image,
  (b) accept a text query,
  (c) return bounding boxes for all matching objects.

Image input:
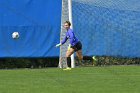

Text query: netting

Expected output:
[59,0,69,68]
[72,0,140,57]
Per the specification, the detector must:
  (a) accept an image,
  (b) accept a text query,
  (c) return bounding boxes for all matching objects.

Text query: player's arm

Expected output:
[56,35,68,47]
[69,31,75,44]
[61,35,68,45]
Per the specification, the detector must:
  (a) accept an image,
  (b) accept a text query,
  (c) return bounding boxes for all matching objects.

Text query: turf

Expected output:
[0,66,140,93]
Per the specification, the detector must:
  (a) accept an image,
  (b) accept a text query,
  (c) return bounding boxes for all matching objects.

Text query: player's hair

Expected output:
[65,21,71,26]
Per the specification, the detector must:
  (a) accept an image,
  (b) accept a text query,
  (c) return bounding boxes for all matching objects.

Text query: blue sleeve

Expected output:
[69,31,75,44]
[61,35,68,45]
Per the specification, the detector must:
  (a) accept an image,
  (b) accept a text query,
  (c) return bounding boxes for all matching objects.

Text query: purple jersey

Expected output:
[61,29,79,46]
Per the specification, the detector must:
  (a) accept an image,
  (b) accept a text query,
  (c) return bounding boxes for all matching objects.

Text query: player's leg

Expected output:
[76,50,85,65]
[76,50,96,65]
[66,48,75,68]
[76,49,83,61]
[74,41,96,65]
[74,41,93,61]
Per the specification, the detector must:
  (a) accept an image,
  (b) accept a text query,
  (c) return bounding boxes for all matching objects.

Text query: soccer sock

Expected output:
[67,57,71,67]
[83,56,93,61]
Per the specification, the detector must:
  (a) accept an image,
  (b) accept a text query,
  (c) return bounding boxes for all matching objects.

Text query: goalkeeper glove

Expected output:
[55,43,62,47]
[67,44,71,51]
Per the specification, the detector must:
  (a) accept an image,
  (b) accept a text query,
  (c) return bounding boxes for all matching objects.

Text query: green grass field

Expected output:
[0,66,140,93]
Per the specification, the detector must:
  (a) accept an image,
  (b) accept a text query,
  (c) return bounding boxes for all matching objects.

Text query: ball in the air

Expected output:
[12,32,19,39]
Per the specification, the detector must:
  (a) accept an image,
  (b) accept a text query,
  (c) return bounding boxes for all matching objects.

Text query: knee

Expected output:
[66,53,71,57]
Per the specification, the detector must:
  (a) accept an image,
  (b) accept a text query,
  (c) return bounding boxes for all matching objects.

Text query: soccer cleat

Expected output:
[92,56,97,61]
[63,67,72,70]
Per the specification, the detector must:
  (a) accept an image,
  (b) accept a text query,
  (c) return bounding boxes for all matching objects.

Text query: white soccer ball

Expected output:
[12,32,19,39]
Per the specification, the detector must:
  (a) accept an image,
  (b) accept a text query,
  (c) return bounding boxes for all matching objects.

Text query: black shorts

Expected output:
[71,41,82,52]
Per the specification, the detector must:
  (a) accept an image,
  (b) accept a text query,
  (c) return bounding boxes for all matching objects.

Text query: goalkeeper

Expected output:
[56,21,96,69]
